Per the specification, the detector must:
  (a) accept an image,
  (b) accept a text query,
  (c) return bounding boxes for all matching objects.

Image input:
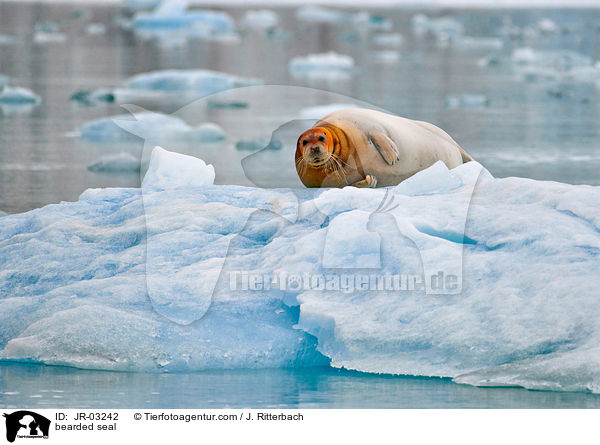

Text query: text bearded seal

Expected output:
[295,108,474,188]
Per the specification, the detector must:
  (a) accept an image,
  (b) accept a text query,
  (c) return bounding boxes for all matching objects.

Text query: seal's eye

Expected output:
[302,139,308,146]
[318,135,325,142]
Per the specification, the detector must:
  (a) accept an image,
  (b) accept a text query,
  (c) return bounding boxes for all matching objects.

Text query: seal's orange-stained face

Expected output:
[296,127,335,167]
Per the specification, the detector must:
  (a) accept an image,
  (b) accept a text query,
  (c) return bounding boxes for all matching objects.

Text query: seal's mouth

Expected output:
[303,144,332,167]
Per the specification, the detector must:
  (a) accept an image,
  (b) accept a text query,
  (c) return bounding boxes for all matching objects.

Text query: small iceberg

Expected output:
[33,32,67,44]
[537,18,559,34]
[130,0,235,37]
[84,23,107,35]
[123,0,162,10]
[295,6,350,24]
[289,52,355,79]
[77,111,225,144]
[124,69,261,94]
[412,13,463,41]
[351,11,392,32]
[445,94,490,109]
[372,33,405,48]
[87,152,141,173]
[241,10,279,30]
[235,136,282,151]
[0,34,19,45]
[0,86,41,105]
[511,47,597,83]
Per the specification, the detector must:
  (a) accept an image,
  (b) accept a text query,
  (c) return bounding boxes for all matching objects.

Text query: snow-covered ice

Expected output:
[77,111,225,144]
[0,86,41,105]
[87,153,141,173]
[1,147,599,393]
[289,52,355,79]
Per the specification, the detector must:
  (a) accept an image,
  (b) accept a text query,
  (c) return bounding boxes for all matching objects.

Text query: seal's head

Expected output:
[296,127,336,167]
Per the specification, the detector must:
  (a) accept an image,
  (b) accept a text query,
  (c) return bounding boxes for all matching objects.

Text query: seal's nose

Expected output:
[310,146,321,155]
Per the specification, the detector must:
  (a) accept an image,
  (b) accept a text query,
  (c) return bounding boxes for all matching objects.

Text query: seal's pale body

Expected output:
[295,108,473,188]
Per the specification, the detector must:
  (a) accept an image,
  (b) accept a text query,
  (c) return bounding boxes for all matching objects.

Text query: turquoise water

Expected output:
[2,363,600,409]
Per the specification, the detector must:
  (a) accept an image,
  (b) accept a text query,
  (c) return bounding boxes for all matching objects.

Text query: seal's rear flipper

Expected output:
[459,146,474,163]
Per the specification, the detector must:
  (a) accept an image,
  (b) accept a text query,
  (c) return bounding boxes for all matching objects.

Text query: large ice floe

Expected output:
[1,147,599,393]
[76,110,225,144]
[126,0,235,40]
[0,86,42,105]
[289,52,355,79]
[71,69,261,105]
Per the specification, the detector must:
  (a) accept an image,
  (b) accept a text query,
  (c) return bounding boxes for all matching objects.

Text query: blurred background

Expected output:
[1,0,600,213]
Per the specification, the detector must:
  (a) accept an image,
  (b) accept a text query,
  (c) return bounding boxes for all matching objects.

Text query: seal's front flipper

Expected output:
[369,132,400,165]
[352,175,378,188]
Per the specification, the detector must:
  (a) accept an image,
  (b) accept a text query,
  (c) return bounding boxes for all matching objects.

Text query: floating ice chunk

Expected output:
[295,6,350,24]
[412,13,463,40]
[352,11,392,32]
[33,32,67,44]
[123,0,161,10]
[445,94,490,109]
[207,99,248,109]
[0,34,18,45]
[372,32,404,47]
[142,146,215,189]
[235,136,281,151]
[512,47,592,70]
[453,36,503,50]
[78,111,225,144]
[131,1,234,35]
[511,47,596,83]
[87,153,141,173]
[537,18,559,34]
[78,112,186,143]
[372,51,401,64]
[0,86,41,105]
[188,123,226,142]
[124,69,261,94]
[241,10,279,30]
[298,103,360,120]
[84,23,107,35]
[289,52,355,79]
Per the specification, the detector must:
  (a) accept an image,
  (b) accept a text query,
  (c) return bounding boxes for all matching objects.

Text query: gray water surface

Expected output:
[1,4,600,213]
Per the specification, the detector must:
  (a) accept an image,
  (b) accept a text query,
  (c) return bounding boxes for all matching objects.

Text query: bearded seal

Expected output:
[295,108,473,188]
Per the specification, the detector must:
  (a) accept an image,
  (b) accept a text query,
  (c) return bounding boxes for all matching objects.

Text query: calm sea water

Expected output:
[1,3,599,214]
[2,363,600,409]
[1,3,600,408]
